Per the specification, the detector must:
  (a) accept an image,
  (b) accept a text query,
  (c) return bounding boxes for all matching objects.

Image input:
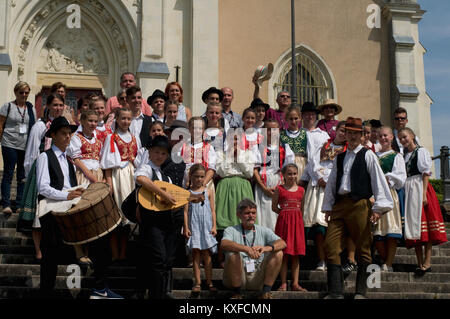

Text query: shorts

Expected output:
[223,252,270,291]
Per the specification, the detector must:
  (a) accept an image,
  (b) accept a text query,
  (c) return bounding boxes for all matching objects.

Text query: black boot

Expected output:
[354,262,370,299]
[324,263,344,299]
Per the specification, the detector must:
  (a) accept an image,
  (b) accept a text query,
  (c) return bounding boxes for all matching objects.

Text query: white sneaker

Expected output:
[381,264,393,272]
[316,261,327,271]
[2,207,12,214]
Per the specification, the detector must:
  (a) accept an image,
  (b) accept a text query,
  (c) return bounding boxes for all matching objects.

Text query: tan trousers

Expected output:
[324,197,373,265]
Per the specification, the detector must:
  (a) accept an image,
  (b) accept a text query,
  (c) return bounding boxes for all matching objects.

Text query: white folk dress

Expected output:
[374,150,406,238]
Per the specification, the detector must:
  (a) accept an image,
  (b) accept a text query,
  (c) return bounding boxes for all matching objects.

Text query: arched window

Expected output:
[272,46,335,107]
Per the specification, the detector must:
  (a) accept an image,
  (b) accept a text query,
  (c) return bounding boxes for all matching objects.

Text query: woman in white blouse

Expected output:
[374,126,407,272]
[399,127,447,274]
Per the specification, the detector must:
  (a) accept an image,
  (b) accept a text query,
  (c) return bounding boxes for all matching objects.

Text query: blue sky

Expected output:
[419,1,450,177]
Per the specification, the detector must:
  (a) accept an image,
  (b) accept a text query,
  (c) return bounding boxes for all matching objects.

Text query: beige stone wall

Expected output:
[219,0,392,125]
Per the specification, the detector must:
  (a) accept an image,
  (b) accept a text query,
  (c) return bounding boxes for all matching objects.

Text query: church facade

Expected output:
[0,0,433,155]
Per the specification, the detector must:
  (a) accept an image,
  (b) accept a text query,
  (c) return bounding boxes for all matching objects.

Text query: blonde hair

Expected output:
[14,81,30,93]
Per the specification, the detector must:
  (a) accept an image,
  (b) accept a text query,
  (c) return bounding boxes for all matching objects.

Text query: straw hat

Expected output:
[317,99,343,115]
[253,63,274,88]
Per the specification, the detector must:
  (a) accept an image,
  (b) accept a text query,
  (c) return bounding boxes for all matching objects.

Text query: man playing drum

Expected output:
[36,117,123,299]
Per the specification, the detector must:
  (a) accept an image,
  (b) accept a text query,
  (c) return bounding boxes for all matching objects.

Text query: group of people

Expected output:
[0,71,447,300]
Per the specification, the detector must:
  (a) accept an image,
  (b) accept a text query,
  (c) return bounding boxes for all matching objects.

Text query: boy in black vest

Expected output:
[36,117,122,299]
[134,135,183,299]
[321,117,393,299]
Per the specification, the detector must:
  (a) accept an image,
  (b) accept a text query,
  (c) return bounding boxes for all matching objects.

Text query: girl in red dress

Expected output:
[272,163,306,292]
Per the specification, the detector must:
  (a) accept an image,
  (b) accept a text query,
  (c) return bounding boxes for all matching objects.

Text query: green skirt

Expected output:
[16,161,38,233]
[215,176,254,230]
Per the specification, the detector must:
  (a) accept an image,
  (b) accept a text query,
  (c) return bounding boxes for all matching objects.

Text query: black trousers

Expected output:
[39,214,112,297]
[137,208,183,299]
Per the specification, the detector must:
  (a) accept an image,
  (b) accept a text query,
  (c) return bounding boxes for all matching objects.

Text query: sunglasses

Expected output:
[279,95,291,98]
[394,117,407,121]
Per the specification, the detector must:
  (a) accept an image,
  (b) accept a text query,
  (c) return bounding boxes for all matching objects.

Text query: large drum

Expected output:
[52,183,122,245]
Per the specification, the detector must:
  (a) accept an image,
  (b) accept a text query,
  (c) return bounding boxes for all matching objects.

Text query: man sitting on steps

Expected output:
[221,198,286,299]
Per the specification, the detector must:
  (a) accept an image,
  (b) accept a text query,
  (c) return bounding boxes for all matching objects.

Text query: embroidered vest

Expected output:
[280,129,307,156]
[378,152,397,175]
[181,142,210,170]
[260,145,286,185]
[77,132,102,162]
[114,134,138,162]
[320,140,347,162]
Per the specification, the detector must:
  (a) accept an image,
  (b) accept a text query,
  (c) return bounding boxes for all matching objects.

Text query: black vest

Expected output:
[37,149,77,202]
[336,147,372,202]
[139,115,154,148]
[405,147,421,177]
[45,148,77,191]
[392,136,401,153]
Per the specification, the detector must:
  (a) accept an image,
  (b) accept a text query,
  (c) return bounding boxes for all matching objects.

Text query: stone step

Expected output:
[0,237,33,247]
[1,266,449,287]
[1,285,449,300]
[4,274,450,294]
[172,290,450,300]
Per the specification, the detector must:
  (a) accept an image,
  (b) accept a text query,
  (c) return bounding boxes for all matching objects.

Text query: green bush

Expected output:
[430,179,443,203]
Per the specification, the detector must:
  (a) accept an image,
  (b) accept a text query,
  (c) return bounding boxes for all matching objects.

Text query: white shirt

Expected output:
[301,127,329,183]
[404,147,432,176]
[24,118,53,177]
[36,145,72,201]
[256,143,295,171]
[321,145,393,214]
[376,150,407,190]
[129,112,145,138]
[135,160,172,184]
[216,149,256,179]
[66,133,101,171]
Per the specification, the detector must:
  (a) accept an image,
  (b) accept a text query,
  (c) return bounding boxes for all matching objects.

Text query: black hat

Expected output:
[301,102,320,114]
[45,117,78,137]
[250,98,270,111]
[168,120,188,131]
[147,89,168,106]
[201,87,224,103]
[369,119,382,128]
[145,135,171,151]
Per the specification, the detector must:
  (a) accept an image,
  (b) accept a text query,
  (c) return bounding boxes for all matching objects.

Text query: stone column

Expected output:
[190,0,219,115]
[383,1,434,155]
[137,0,170,98]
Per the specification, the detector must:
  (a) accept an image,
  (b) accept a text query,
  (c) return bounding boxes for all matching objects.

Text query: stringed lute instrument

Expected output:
[137,180,204,211]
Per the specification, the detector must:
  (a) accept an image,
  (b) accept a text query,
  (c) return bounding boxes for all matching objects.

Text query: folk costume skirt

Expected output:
[112,162,135,226]
[405,180,447,248]
[75,168,104,186]
[294,155,307,184]
[17,161,39,232]
[303,183,327,228]
[215,176,254,230]
[373,188,403,239]
[254,172,281,231]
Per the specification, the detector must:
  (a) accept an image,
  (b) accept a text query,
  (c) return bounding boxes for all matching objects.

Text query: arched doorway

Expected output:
[9,0,139,103]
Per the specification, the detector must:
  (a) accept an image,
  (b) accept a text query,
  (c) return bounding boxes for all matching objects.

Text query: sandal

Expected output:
[277,283,287,291]
[208,284,217,293]
[191,284,201,293]
[291,284,307,292]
